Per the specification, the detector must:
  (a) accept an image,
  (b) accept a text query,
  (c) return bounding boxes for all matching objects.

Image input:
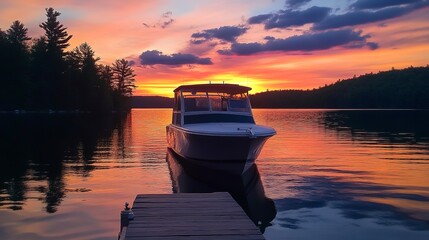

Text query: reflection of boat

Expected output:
[166,148,277,232]
[166,84,276,165]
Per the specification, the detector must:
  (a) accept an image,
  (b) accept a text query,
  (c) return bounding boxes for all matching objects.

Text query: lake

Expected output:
[1,109,429,240]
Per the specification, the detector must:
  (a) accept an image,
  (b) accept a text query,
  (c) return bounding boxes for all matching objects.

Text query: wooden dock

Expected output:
[119,192,265,240]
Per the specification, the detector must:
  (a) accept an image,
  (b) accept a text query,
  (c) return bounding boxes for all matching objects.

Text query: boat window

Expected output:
[183,92,209,112]
[174,92,181,111]
[228,93,250,112]
[209,95,228,111]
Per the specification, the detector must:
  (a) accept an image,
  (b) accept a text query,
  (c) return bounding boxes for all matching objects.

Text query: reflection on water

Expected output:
[322,110,429,146]
[0,109,428,240]
[166,149,277,232]
[0,110,173,240]
[255,110,429,240]
[0,113,129,213]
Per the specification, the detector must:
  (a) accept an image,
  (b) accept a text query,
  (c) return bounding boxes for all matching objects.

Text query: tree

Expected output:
[75,43,100,109]
[39,7,73,109]
[39,8,72,54]
[0,21,32,109]
[7,21,31,47]
[0,29,10,109]
[112,59,136,98]
[99,65,113,86]
[29,37,49,108]
[1,8,136,112]
[97,64,115,111]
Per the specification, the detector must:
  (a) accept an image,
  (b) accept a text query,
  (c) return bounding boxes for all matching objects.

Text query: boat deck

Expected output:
[119,192,265,240]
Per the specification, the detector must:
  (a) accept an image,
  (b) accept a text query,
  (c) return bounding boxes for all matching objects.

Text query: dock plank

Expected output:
[121,192,264,240]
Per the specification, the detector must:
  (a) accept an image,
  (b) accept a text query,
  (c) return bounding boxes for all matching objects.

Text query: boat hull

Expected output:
[166,124,271,163]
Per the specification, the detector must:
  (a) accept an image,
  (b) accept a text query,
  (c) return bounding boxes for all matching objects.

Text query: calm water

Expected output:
[1,109,429,240]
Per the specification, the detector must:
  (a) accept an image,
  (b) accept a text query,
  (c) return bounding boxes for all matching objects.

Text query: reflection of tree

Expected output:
[321,110,429,146]
[112,112,132,160]
[2,177,27,211]
[0,113,128,213]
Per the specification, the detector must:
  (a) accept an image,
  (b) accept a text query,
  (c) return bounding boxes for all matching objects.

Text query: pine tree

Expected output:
[2,21,32,109]
[39,8,72,55]
[7,21,31,47]
[29,37,49,109]
[39,7,73,109]
[112,59,136,97]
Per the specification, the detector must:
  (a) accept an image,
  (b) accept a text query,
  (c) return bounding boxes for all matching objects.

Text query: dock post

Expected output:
[118,202,134,240]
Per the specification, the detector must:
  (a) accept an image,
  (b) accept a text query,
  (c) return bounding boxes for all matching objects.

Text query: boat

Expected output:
[166,83,276,165]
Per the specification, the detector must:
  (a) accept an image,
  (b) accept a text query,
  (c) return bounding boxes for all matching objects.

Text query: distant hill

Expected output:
[132,96,173,108]
[132,66,429,109]
[251,66,429,109]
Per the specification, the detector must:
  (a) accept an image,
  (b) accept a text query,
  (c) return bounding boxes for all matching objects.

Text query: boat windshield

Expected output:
[183,92,250,113]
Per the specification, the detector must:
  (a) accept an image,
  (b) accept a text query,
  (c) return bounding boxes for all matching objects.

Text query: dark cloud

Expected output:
[218,42,264,56]
[218,29,377,56]
[248,6,331,29]
[314,1,429,30]
[285,0,312,8]
[350,0,422,10]
[191,25,248,44]
[247,14,272,24]
[139,50,212,66]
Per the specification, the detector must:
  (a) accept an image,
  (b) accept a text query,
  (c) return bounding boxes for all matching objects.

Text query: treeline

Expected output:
[132,96,173,108]
[251,66,429,109]
[0,8,136,112]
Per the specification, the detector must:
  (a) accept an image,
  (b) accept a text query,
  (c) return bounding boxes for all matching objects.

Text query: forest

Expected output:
[0,8,136,112]
[250,66,429,109]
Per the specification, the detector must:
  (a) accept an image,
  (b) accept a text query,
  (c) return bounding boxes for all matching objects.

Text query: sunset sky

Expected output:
[1,0,428,96]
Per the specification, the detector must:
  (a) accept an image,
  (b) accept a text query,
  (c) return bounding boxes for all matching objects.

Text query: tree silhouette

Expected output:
[39,7,73,109]
[0,8,135,112]
[40,8,72,54]
[0,21,31,109]
[75,43,100,109]
[7,21,31,46]
[29,37,49,108]
[250,66,429,109]
[112,59,136,97]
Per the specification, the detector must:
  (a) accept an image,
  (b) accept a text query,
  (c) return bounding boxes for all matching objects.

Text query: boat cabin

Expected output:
[172,84,255,126]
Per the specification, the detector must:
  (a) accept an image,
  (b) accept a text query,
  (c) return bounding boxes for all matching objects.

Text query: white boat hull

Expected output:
[166,123,274,163]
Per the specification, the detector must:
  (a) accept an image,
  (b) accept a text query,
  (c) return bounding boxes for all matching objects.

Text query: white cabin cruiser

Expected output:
[166,83,276,163]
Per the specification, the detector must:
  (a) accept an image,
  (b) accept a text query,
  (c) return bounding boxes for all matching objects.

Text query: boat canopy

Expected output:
[174,84,251,95]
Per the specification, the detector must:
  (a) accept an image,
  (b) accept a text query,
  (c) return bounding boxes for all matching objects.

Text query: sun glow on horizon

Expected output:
[134,73,269,97]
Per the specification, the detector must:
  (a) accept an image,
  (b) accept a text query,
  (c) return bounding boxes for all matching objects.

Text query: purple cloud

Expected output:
[314,1,429,30]
[350,0,422,10]
[286,0,312,8]
[139,50,212,66]
[247,14,272,24]
[248,6,331,29]
[217,29,377,56]
[191,25,248,44]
